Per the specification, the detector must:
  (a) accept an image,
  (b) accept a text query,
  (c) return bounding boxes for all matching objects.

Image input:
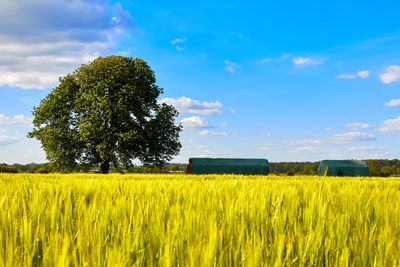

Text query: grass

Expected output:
[1,173,400,266]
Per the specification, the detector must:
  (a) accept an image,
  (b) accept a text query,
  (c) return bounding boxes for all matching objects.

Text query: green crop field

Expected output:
[1,174,400,266]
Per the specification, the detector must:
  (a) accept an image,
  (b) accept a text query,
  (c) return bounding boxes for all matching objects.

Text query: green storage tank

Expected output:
[187,158,269,175]
[317,160,371,176]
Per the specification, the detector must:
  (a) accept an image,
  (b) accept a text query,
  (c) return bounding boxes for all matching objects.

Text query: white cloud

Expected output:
[328,132,376,144]
[338,74,356,79]
[180,116,210,128]
[346,122,372,130]
[384,98,400,107]
[224,60,240,73]
[185,144,207,150]
[183,139,197,144]
[160,96,222,115]
[347,146,379,152]
[0,0,133,89]
[0,42,106,89]
[0,149,46,164]
[117,51,129,56]
[0,129,7,133]
[175,46,185,51]
[0,135,19,146]
[293,146,322,154]
[171,38,187,51]
[326,127,333,131]
[380,65,400,84]
[0,114,32,125]
[338,71,370,80]
[0,115,15,125]
[293,57,324,66]
[284,131,376,145]
[198,130,229,136]
[260,58,271,63]
[257,145,274,151]
[378,116,400,133]
[357,71,370,79]
[171,38,187,45]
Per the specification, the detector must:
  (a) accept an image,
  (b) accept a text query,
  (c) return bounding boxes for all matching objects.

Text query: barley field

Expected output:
[1,173,400,266]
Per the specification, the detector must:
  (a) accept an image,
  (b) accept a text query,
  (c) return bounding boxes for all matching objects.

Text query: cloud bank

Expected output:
[0,135,19,146]
[160,96,222,115]
[293,57,324,66]
[384,98,400,107]
[380,65,400,84]
[0,0,134,89]
[180,116,210,128]
[337,70,370,80]
[346,122,372,130]
[198,130,229,136]
[0,114,32,125]
[378,116,400,133]
[284,131,376,146]
[224,60,240,73]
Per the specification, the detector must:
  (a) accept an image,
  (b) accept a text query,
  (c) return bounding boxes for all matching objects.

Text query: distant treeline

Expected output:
[0,163,186,174]
[269,162,320,175]
[1,160,400,177]
[270,160,400,177]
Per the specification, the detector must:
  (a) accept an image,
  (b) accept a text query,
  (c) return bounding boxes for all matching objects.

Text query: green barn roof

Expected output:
[317,160,371,176]
[187,158,269,175]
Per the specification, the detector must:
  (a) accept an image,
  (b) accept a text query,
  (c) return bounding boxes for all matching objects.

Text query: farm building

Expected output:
[187,158,269,175]
[317,160,371,176]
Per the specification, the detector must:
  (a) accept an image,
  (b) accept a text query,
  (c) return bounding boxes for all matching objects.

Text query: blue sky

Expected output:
[1,0,400,164]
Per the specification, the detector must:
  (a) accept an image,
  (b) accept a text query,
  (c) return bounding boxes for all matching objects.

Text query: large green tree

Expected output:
[28,56,182,173]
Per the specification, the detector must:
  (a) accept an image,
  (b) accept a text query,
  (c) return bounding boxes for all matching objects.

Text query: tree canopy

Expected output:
[28,56,182,173]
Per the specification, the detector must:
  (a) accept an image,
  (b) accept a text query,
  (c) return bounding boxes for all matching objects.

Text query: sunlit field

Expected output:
[1,173,400,266]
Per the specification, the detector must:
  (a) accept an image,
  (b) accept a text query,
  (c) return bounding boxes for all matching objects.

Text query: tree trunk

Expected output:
[100,160,110,174]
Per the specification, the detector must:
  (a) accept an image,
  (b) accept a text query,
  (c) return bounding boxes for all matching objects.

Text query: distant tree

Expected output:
[284,163,290,172]
[170,165,179,172]
[0,165,19,173]
[380,166,391,177]
[28,56,182,173]
[135,166,144,173]
[292,166,301,174]
[309,162,319,175]
[180,166,187,173]
[35,167,49,174]
[368,162,381,177]
[391,165,397,175]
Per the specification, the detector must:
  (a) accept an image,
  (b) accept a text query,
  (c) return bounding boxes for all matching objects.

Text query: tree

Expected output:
[284,163,290,172]
[28,56,182,173]
[292,165,300,174]
[368,162,380,177]
[170,165,179,172]
[180,166,187,173]
[380,166,391,177]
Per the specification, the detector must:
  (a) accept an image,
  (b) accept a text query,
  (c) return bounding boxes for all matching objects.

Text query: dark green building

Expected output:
[187,158,269,175]
[317,160,371,176]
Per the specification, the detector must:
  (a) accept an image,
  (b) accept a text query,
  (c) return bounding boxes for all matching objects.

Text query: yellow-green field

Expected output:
[1,174,400,266]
